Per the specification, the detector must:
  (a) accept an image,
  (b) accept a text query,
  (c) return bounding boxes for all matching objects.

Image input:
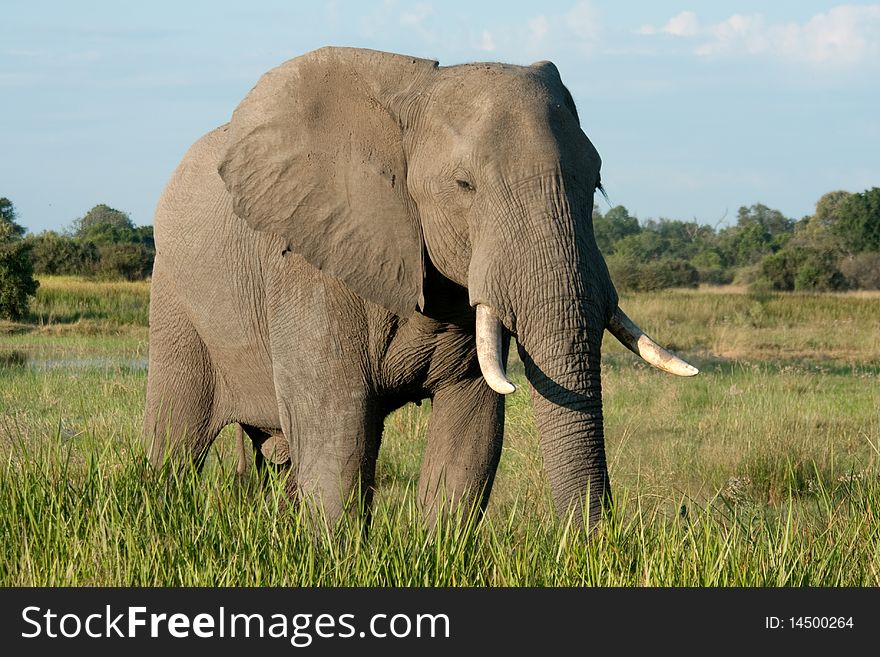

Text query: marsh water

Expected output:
[0,350,147,372]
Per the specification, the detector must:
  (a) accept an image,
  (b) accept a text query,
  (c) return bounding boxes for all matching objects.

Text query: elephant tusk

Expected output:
[607,307,699,377]
[475,305,517,395]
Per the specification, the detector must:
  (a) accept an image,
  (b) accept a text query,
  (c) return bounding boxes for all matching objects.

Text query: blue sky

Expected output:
[3,1,879,233]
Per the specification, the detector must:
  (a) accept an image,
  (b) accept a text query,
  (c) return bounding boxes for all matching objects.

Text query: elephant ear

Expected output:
[219,47,438,316]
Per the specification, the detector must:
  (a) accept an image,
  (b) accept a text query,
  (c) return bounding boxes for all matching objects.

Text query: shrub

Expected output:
[638,259,699,291]
[0,240,39,320]
[604,254,641,292]
[690,250,732,284]
[759,251,796,291]
[27,232,99,276]
[793,251,847,292]
[95,243,154,281]
[605,255,698,292]
[839,252,880,290]
[0,198,40,320]
[758,247,847,292]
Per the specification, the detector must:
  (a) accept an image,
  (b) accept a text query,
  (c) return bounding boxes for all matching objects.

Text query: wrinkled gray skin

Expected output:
[146,47,617,528]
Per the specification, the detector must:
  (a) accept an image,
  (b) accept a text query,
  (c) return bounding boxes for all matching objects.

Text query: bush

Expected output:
[27,232,99,276]
[696,267,733,285]
[0,198,40,320]
[690,250,732,285]
[638,259,699,291]
[605,254,641,292]
[605,255,698,292]
[94,243,155,281]
[732,264,763,287]
[759,251,796,291]
[0,240,39,320]
[758,247,847,292]
[839,252,880,290]
[793,251,847,292]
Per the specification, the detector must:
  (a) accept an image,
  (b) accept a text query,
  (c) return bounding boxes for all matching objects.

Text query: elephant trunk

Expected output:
[515,296,611,529]
[468,178,615,527]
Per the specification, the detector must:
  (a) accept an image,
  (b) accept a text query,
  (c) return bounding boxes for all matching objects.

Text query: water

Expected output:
[30,357,149,371]
[0,351,148,371]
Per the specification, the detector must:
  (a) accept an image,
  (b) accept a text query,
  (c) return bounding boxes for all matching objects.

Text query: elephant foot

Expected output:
[260,433,290,465]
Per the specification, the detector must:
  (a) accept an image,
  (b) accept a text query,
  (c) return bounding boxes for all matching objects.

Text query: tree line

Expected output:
[1,188,879,320]
[0,199,155,319]
[26,203,155,281]
[596,188,880,293]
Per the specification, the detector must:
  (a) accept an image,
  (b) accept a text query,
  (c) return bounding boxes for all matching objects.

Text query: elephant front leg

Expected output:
[278,388,383,529]
[418,377,504,525]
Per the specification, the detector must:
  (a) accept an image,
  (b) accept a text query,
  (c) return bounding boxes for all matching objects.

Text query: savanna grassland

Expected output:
[1,277,878,586]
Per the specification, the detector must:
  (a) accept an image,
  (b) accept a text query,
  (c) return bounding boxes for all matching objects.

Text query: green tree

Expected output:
[72,204,137,244]
[719,204,794,267]
[792,190,852,255]
[758,246,846,292]
[95,243,154,281]
[811,190,852,231]
[794,250,847,291]
[592,205,640,254]
[832,187,880,254]
[638,259,699,291]
[691,248,731,285]
[65,204,155,280]
[27,231,99,276]
[839,252,880,289]
[1,198,26,239]
[0,198,39,320]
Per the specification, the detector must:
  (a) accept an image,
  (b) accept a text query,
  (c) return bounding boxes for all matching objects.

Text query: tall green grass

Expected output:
[614,287,880,362]
[2,441,877,586]
[27,275,149,329]
[1,283,878,585]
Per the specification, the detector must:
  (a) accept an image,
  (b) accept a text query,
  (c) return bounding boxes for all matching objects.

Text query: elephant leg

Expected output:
[418,377,504,525]
[276,384,382,528]
[237,424,291,480]
[144,278,222,471]
[235,424,252,477]
[290,400,382,527]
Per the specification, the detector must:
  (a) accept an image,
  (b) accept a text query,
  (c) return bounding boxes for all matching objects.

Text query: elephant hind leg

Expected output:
[144,289,222,472]
[236,424,291,480]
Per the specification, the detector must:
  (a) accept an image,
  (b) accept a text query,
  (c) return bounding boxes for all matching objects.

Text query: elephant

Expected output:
[144,46,697,530]
[234,424,289,479]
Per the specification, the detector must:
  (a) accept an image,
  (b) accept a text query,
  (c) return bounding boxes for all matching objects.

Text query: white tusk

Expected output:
[475,305,516,394]
[607,307,699,377]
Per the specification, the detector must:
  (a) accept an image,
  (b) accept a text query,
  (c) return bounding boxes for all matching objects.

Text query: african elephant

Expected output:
[144,46,697,529]
[234,424,289,478]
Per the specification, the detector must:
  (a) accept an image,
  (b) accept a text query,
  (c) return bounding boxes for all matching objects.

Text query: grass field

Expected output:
[1,276,878,585]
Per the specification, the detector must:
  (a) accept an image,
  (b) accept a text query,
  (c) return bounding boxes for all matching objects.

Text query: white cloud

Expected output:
[520,1,600,56]
[663,10,699,37]
[469,2,599,59]
[639,4,880,66]
[479,30,496,52]
[695,14,768,57]
[394,2,442,47]
[777,4,880,64]
[400,2,432,27]
[527,15,549,50]
[565,0,600,44]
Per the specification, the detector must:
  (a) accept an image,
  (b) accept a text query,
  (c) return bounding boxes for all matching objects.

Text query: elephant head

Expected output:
[219,47,697,527]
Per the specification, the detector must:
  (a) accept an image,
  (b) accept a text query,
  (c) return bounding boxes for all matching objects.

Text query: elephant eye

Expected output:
[456,179,475,193]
